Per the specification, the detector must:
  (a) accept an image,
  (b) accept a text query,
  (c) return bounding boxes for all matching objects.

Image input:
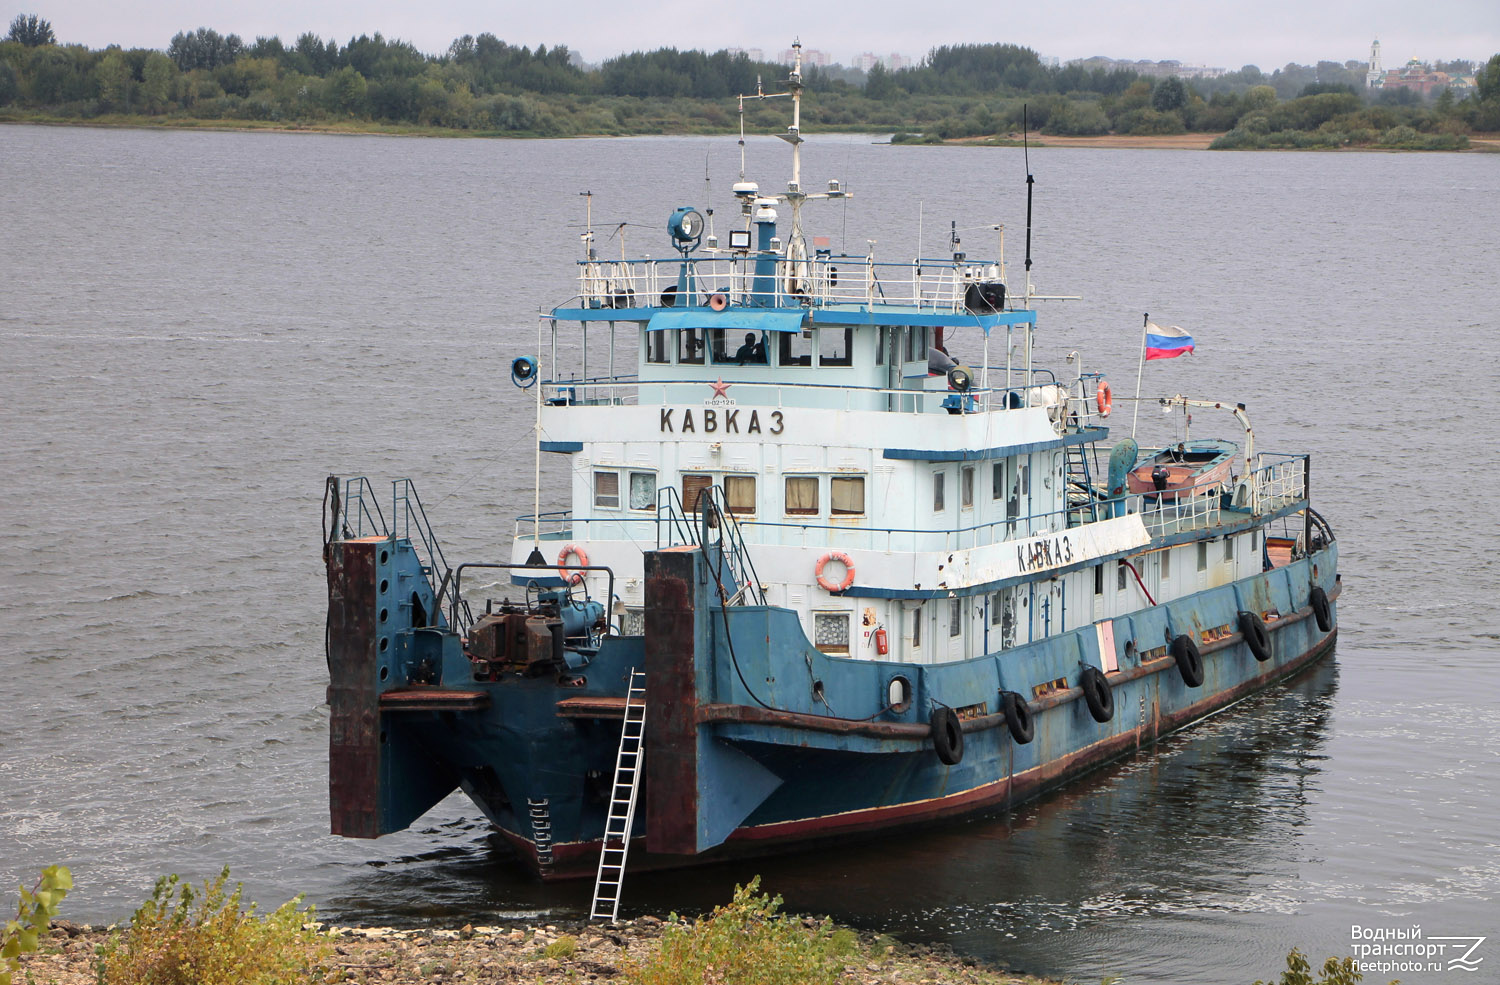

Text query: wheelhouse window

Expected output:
[593,471,620,509]
[830,476,865,516]
[875,328,885,365]
[992,462,1005,500]
[814,612,851,654]
[628,472,656,511]
[949,597,962,636]
[778,328,813,367]
[678,327,706,365]
[785,476,819,516]
[961,466,975,509]
[646,331,670,364]
[905,326,929,362]
[818,327,853,367]
[681,473,712,513]
[933,471,946,512]
[724,475,756,515]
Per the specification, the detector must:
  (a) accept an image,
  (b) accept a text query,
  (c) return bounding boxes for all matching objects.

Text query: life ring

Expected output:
[814,551,855,592]
[1171,633,1204,688]
[1096,380,1113,418]
[930,706,964,765]
[1309,585,1332,632]
[1001,690,1035,744]
[1079,666,1114,723]
[1238,610,1271,662]
[556,544,589,585]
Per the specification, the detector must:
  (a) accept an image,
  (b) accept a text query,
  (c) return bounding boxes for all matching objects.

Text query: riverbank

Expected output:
[6,115,1499,151]
[21,918,1065,985]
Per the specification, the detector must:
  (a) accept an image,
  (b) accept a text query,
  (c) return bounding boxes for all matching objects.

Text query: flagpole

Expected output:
[1132,312,1148,438]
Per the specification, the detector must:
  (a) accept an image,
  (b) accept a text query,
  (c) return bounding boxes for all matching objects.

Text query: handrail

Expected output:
[392,478,474,635]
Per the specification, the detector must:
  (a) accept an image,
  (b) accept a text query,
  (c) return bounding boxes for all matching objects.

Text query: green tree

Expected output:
[6,13,53,46]
[1476,53,1500,103]
[0,60,17,104]
[326,64,366,114]
[95,48,130,110]
[141,50,176,111]
[1152,75,1186,112]
[865,60,896,100]
[1241,84,1278,114]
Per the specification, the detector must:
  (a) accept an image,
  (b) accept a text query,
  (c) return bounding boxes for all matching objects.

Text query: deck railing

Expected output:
[576,254,1005,312]
[1248,453,1308,515]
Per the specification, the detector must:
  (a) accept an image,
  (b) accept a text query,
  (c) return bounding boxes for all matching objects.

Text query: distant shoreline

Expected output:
[5,116,1498,151]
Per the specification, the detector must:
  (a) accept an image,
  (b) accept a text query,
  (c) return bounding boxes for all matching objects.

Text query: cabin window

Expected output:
[814,612,850,654]
[1250,529,1259,553]
[912,604,922,647]
[678,327,706,365]
[646,331,670,364]
[1160,548,1171,579]
[1117,562,1127,592]
[949,597,962,636]
[818,327,853,367]
[593,471,620,509]
[621,608,645,636]
[778,329,813,367]
[905,326,929,362]
[990,590,1003,624]
[721,330,766,365]
[724,475,756,515]
[1093,565,1104,595]
[992,462,1005,500]
[933,471,946,512]
[628,472,656,511]
[681,473,713,513]
[830,476,865,516]
[1224,536,1235,562]
[875,329,885,365]
[1197,541,1208,571]
[961,466,975,509]
[785,476,819,515]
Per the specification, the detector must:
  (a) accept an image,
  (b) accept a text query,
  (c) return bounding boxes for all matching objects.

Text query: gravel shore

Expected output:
[23,917,1062,985]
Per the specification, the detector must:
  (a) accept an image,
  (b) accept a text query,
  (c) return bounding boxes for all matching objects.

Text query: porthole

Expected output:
[380,578,389,594]
[379,608,388,624]
[378,637,389,652]
[379,549,390,564]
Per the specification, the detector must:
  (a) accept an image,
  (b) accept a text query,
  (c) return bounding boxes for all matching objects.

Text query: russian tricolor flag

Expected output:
[1145,321,1195,360]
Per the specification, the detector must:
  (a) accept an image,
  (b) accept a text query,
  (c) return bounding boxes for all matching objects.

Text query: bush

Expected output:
[95,868,333,985]
[1,866,72,985]
[1253,946,1397,985]
[627,877,858,985]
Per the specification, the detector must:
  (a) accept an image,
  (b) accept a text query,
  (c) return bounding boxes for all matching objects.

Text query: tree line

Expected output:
[4,12,1498,146]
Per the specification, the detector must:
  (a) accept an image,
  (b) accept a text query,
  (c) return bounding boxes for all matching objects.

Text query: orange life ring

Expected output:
[557,544,589,585]
[1096,381,1113,418]
[815,551,855,592]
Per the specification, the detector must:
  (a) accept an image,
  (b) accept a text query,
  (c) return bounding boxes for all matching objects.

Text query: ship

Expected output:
[321,44,1340,907]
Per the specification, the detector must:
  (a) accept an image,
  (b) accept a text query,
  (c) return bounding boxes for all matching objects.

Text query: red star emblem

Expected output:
[709,378,732,398]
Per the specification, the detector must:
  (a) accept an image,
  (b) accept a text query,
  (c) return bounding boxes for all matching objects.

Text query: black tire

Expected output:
[931,706,964,765]
[1239,610,1272,662]
[1171,634,1205,688]
[1079,666,1114,723]
[1002,691,1035,744]
[1310,585,1332,633]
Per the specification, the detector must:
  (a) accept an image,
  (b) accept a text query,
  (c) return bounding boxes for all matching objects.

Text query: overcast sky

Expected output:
[29,0,1500,69]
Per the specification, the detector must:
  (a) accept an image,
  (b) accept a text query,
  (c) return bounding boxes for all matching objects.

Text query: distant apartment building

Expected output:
[779,46,831,66]
[854,51,913,72]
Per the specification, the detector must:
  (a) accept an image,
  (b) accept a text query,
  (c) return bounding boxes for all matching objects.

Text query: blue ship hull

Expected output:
[325,518,1337,880]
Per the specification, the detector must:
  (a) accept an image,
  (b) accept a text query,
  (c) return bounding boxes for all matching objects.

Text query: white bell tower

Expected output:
[1366,39,1383,88]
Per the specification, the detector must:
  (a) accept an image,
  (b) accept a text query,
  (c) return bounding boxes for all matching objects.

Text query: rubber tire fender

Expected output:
[930,706,964,766]
[1309,585,1332,633]
[1001,690,1035,744]
[1079,666,1114,723]
[1238,610,1272,662]
[1171,633,1205,688]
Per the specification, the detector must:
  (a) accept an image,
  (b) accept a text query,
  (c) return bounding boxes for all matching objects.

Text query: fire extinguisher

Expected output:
[874,627,889,655]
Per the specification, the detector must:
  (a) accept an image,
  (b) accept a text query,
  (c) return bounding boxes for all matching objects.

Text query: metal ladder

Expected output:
[1063,443,1100,527]
[589,669,646,922]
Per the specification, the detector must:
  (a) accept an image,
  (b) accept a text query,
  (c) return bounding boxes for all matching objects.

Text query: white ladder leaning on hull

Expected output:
[590,668,646,922]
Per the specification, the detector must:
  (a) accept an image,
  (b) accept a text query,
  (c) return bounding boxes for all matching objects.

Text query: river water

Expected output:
[2,124,1497,984]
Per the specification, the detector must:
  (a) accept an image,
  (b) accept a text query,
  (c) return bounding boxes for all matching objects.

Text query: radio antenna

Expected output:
[1022,105,1035,304]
